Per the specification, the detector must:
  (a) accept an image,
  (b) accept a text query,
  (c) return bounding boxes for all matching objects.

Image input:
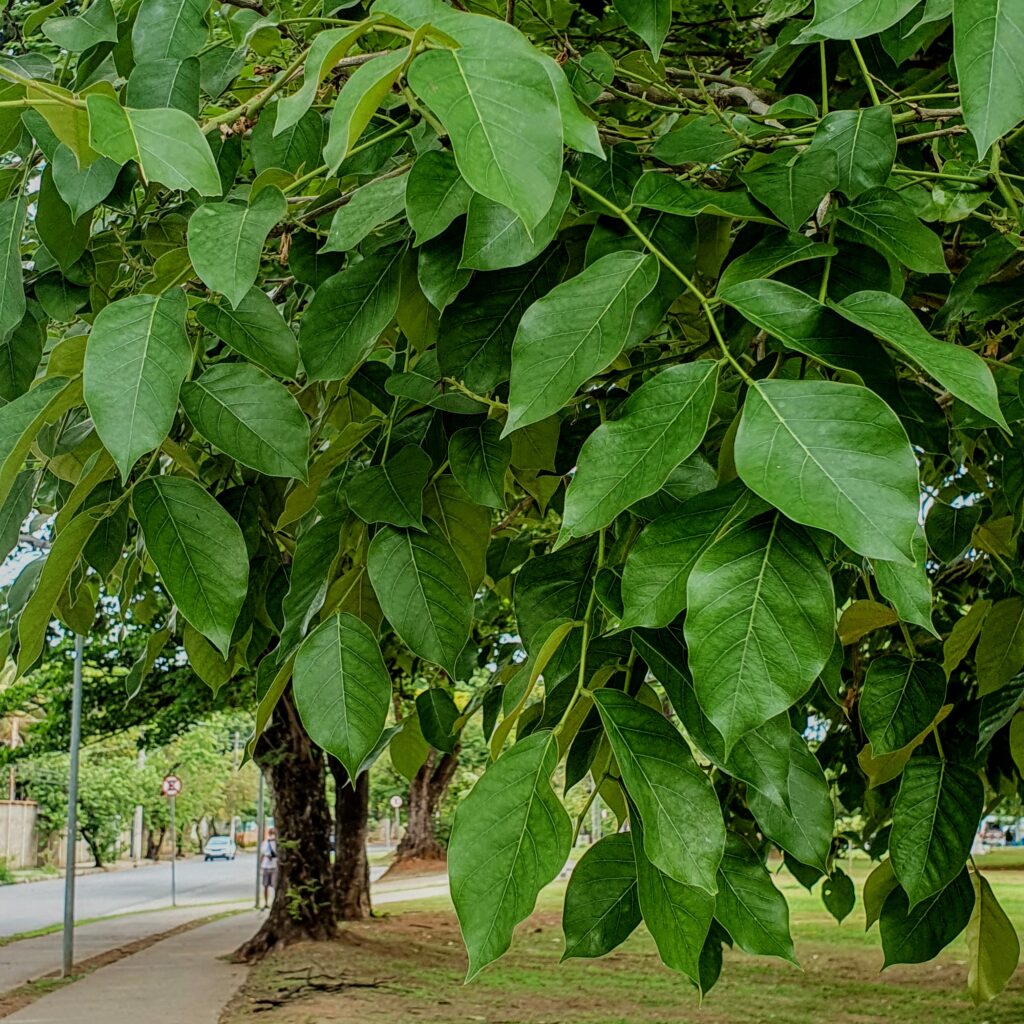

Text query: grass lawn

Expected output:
[222,860,1024,1024]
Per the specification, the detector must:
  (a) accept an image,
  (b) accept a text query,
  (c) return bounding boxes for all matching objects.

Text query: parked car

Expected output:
[203,836,237,861]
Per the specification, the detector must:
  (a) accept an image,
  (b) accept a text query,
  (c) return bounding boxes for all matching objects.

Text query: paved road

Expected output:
[0,855,256,937]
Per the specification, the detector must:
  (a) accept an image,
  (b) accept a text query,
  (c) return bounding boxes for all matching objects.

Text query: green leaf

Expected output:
[322,172,408,253]
[347,446,431,528]
[621,481,766,629]
[51,144,118,219]
[448,420,510,509]
[252,107,323,175]
[629,812,715,986]
[0,199,26,339]
[279,514,345,652]
[36,164,89,272]
[16,509,102,674]
[716,833,797,963]
[298,246,403,382]
[180,362,310,480]
[613,0,671,57]
[541,55,603,159]
[686,515,835,751]
[834,188,947,274]
[864,858,899,930]
[719,279,886,383]
[631,172,777,223]
[275,26,365,134]
[0,471,35,563]
[196,288,299,379]
[811,106,897,197]
[716,230,836,293]
[561,832,640,960]
[367,520,473,675]
[86,95,222,196]
[449,731,571,979]
[880,869,974,966]
[424,475,491,591]
[967,873,1022,1002]
[593,689,725,892]
[943,598,991,677]
[954,0,1024,157]
[133,476,249,655]
[460,173,570,272]
[324,48,408,173]
[438,246,564,392]
[735,379,920,563]
[187,186,286,308]
[833,291,1006,427]
[873,533,936,636]
[976,597,1024,695]
[406,149,473,246]
[859,656,947,755]
[796,0,918,39]
[504,251,660,435]
[559,362,719,545]
[741,147,838,231]
[890,757,984,907]
[293,612,391,778]
[127,58,201,115]
[42,0,117,51]
[926,501,981,562]
[416,687,460,753]
[183,621,232,694]
[390,713,430,780]
[83,290,191,480]
[822,868,856,922]
[651,114,738,166]
[132,0,207,61]
[407,23,562,229]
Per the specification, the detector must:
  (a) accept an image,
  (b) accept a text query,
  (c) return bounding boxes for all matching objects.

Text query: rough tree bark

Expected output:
[234,689,337,961]
[145,827,165,861]
[389,748,459,870]
[328,758,372,919]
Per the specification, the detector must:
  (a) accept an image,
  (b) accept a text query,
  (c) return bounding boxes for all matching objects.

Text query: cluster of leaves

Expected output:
[3,0,1024,1003]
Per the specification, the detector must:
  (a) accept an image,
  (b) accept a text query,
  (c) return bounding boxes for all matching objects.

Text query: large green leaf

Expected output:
[834,188,947,274]
[347,446,431,528]
[367,520,473,675]
[406,149,473,246]
[976,596,1024,695]
[83,290,191,480]
[298,247,403,382]
[133,476,249,655]
[127,58,201,114]
[735,379,920,563]
[796,0,919,39]
[0,199,26,339]
[561,833,640,961]
[424,475,491,592]
[890,757,984,907]
[613,0,671,57]
[504,251,660,435]
[966,873,1021,1003]
[132,0,208,60]
[560,362,719,545]
[187,186,286,308]
[811,106,897,197]
[716,231,836,294]
[449,731,571,979]
[293,612,391,778]
[416,687,460,752]
[406,19,562,229]
[42,0,117,51]
[279,513,346,653]
[322,173,408,253]
[593,689,725,892]
[715,833,797,963]
[181,362,310,480]
[0,471,35,564]
[630,813,715,986]
[873,532,937,637]
[860,656,946,755]
[686,515,835,751]
[196,288,299,379]
[954,0,1024,157]
[880,869,974,966]
[741,147,838,231]
[833,291,1006,427]
[620,481,766,629]
[448,420,510,509]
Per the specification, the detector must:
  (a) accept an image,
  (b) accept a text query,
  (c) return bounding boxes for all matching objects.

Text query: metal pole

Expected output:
[254,769,265,910]
[61,633,84,978]
[169,794,176,907]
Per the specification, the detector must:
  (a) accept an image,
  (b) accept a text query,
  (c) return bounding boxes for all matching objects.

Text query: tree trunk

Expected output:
[234,689,337,961]
[145,827,164,861]
[390,749,459,869]
[328,758,371,920]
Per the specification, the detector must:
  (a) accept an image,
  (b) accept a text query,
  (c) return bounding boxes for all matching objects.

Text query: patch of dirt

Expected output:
[379,856,448,880]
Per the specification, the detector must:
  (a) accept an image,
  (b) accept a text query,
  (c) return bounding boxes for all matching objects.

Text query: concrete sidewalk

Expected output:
[3,912,259,1024]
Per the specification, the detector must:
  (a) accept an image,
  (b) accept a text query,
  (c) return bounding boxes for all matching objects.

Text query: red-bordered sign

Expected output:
[162,775,183,797]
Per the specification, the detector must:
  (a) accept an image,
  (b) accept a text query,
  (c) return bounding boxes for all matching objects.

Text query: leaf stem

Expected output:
[990,144,1022,226]
[849,40,881,106]
[819,42,828,117]
[202,47,311,133]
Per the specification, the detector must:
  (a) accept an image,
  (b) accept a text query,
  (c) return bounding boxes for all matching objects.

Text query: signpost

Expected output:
[162,775,182,907]
[389,795,403,847]
[61,633,84,978]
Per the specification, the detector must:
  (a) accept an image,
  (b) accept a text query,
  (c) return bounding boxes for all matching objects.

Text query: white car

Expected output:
[203,836,237,861]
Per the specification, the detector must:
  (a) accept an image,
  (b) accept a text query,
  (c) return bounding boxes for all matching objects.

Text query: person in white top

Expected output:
[260,827,277,910]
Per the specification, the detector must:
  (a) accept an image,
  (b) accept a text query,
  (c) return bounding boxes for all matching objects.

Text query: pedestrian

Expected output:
[260,827,277,910]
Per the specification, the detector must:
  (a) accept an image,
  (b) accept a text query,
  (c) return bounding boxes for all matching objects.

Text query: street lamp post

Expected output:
[61,633,84,978]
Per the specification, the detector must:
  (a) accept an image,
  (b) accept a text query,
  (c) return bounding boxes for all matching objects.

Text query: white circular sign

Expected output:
[389,795,403,809]
[162,775,183,797]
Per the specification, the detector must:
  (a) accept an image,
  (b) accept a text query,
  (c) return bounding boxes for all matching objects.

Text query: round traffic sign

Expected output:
[389,795,403,809]
[162,774,183,797]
